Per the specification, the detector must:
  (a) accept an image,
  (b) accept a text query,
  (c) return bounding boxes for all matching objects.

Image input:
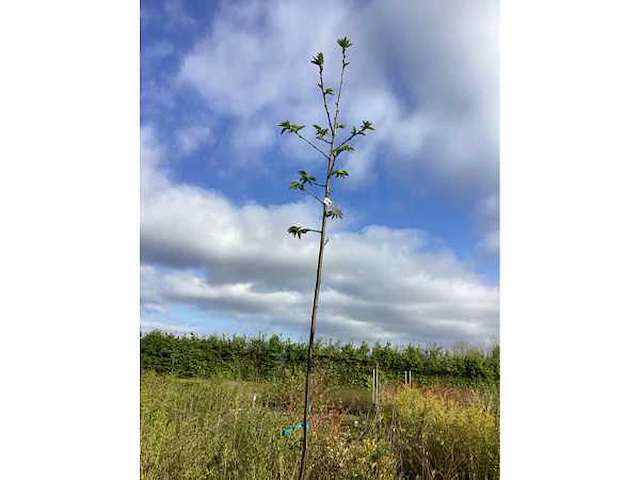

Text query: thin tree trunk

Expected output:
[297,159,333,480]
[296,40,351,480]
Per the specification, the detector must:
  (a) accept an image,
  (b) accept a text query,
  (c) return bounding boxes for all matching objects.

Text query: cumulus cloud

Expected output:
[141,127,498,346]
[481,230,500,255]
[175,125,214,155]
[140,0,499,344]
[140,320,198,335]
[477,192,500,255]
[177,0,498,196]
[141,125,171,198]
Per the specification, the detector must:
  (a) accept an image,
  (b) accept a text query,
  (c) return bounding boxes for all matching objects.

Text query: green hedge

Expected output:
[140,330,499,386]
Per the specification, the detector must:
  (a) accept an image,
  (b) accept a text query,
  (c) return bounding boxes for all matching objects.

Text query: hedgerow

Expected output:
[140,330,499,386]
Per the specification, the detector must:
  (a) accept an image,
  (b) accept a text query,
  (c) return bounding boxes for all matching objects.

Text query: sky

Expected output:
[140,0,499,347]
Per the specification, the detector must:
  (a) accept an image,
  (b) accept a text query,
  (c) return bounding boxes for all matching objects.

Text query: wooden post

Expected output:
[372,365,380,408]
[376,366,380,407]
[372,367,375,405]
[373,365,378,407]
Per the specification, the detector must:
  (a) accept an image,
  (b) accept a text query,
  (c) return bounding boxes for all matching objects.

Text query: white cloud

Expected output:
[141,126,498,345]
[175,125,214,155]
[478,192,500,255]
[179,0,346,118]
[177,0,498,197]
[140,320,199,335]
[141,125,171,198]
[481,230,500,255]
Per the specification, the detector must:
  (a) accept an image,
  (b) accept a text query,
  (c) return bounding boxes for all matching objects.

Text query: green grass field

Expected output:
[141,370,499,479]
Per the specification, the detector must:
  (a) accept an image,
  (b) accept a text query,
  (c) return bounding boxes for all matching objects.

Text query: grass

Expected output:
[141,370,499,479]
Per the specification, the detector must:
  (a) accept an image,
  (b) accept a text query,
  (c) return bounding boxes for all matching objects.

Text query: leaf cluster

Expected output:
[312,124,329,140]
[278,119,305,135]
[325,206,343,219]
[337,37,353,50]
[310,51,324,66]
[333,142,355,157]
[287,225,311,239]
[289,170,318,191]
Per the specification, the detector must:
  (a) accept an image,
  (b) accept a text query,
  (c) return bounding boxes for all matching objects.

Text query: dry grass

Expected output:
[141,370,499,479]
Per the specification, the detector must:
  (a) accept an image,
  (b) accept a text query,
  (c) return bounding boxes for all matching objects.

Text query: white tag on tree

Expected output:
[323,197,333,206]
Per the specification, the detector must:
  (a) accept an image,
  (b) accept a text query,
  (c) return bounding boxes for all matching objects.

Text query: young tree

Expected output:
[278,36,375,479]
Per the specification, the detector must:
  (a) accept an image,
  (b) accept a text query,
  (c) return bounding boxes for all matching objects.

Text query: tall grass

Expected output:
[386,387,499,479]
[141,372,298,479]
[141,370,499,479]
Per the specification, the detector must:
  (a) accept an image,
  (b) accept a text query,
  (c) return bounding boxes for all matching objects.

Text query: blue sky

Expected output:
[140,0,499,347]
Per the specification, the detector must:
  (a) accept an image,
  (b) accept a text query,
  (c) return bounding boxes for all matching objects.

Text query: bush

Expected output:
[308,433,396,479]
[386,386,499,479]
[141,331,499,386]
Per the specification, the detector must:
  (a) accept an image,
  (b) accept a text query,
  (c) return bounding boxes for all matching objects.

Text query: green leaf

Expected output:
[337,37,353,49]
[276,119,309,135]
[336,122,346,129]
[278,120,291,135]
[313,124,328,138]
[334,143,355,156]
[287,225,311,239]
[296,170,317,185]
[289,180,303,190]
[289,123,305,133]
[361,120,375,131]
[332,169,349,178]
[326,206,344,219]
[310,52,324,66]
[324,87,334,95]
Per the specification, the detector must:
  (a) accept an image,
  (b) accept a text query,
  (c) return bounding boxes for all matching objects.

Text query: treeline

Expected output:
[140,330,499,386]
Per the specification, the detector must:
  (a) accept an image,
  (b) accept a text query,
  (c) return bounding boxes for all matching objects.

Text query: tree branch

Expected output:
[292,131,331,161]
[331,49,348,151]
[317,67,335,136]
[335,130,360,153]
[300,189,325,205]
